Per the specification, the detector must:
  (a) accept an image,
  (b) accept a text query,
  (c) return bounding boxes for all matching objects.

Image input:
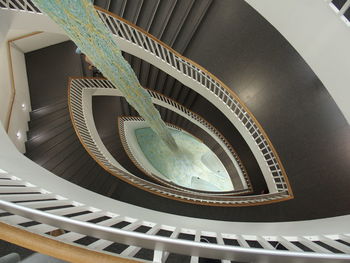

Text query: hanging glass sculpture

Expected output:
[32,0,178,151]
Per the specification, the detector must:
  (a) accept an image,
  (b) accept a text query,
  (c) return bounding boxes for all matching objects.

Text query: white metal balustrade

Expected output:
[69,77,289,205]
[0,0,292,197]
[96,8,291,194]
[97,9,291,193]
[1,1,350,262]
[0,168,350,262]
[326,0,350,26]
[146,88,252,192]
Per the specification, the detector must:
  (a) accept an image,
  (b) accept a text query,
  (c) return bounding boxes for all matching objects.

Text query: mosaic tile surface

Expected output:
[135,127,234,191]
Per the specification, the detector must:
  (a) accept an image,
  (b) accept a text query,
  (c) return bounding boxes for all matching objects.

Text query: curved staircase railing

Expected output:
[83,77,253,193]
[69,77,289,205]
[94,7,292,196]
[146,87,251,192]
[0,165,349,263]
[118,115,251,194]
[0,0,292,197]
[1,1,350,262]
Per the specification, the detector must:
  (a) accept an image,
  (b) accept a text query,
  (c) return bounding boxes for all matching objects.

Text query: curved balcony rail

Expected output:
[1,1,350,262]
[72,78,252,197]
[326,0,350,26]
[118,116,251,196]
[95,7,292,195]
[0,170,350,263]
[0,0,292,198]
[114,82,252,194]
[69,77,290,205]
[145,89,252,192]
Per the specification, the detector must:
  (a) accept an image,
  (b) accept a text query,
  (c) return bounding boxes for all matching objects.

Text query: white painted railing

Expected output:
[146,89,251,191]
[96,8,291,195]
[1,1,350,262]
[326,0,350,26]
[1,158,350,262]
[70,77,289,205]
[89,77,252,193]
[0,0,292,197]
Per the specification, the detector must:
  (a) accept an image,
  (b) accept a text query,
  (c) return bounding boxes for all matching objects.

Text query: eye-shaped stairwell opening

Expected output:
[3,2,292,206]
[69,76,286,206]
[1,0,350,262]
[93,89,254,193]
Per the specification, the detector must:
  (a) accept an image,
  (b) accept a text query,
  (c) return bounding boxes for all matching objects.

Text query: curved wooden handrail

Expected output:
[145,88,252,192]
[68,77,289,206]
[5,31,42,132]
[0,164,348,262]
[1,2,291,201]
[0,222,140,263]
[118,116,252,195]
[94,6,292,196]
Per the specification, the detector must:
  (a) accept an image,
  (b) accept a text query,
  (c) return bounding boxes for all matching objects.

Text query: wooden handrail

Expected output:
[5,31,42,132]
[118,116,252,195]
[145,88,252,191]
[94,6,293,197]
[68,77,290,206]
[0,222,140,263]
[1,3,291,202]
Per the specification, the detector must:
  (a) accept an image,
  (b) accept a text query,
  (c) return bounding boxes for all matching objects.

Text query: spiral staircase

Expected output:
[1,0,350,262]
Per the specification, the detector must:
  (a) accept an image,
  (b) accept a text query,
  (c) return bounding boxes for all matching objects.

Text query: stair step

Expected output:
[27,113,71,140]
[163,77,176,98]
[93,0,111,10]
[136,0,160,31]
[79,163,100,188]
[26,126,75,161]
[147,0,195,95]
[61,151,92,181]
[51,146,87,177]
[173,0,213,53]
[161,0,195,46]
[89,169,113,194]
[69,154,96,185]
[163,0,212,99]
[129,0,160,87]
[40,138,82,170]
[29,99,67,121]
[25,122,73,154]
[108,0,127,17]
[123,0,144,24]
[29,105,69,130]
[139,0,177,87]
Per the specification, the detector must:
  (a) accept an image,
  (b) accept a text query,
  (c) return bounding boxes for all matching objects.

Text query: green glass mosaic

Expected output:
[32,0,178,151]
[135,127,234,191]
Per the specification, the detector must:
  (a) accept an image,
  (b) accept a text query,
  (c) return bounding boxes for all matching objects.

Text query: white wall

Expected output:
[0,35,32,153]
[0,11,13,129]
[0,6,62,136]
[245,0,350,124]
[7,44,31,153]
[14,32,69,53]
[0,8,70,153]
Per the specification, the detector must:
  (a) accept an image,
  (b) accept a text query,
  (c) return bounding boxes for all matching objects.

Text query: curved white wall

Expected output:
[0,8,70,153]
[245,0,350,124]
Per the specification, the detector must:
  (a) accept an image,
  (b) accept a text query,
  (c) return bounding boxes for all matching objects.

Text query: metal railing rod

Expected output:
[1,200,349,262]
